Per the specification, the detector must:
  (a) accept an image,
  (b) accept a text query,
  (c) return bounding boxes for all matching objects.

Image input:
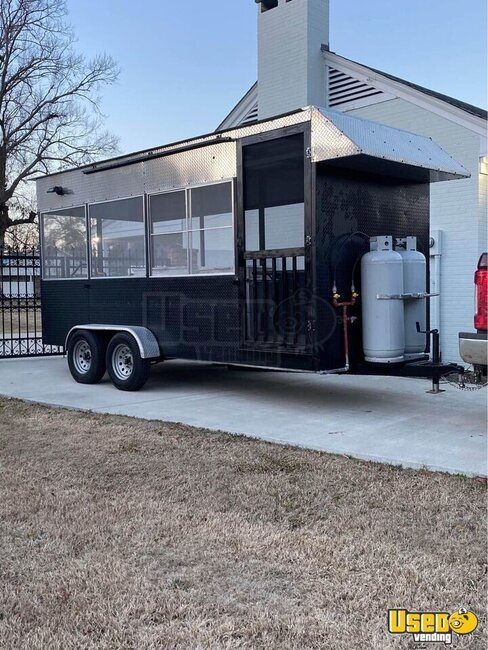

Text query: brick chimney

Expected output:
[256,0,329,120]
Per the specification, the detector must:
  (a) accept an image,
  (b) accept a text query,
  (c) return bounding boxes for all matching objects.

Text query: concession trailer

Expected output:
[36,107,469,391]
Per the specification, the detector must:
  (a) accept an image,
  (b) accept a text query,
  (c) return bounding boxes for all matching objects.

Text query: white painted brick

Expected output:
[258,0,329,120]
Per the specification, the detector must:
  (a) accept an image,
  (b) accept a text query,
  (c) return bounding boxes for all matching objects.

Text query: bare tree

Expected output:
[0,0,119,247]
[3,183,38,246]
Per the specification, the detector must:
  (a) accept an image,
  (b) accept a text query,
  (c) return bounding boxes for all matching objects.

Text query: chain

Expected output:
[441,370,488,392]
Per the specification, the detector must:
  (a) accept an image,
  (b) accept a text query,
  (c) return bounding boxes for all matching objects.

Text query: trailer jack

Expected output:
[415,323,465,394]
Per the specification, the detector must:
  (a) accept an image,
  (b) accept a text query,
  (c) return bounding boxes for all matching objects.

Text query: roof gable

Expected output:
[326,51,487,121]
[217,52,487,131]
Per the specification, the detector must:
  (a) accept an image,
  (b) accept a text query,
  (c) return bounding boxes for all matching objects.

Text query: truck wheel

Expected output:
[106,332,150,391]
[67,330,107,384]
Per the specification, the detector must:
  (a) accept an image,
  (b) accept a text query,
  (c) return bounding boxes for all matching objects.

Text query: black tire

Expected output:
[106,332,151,391]
[67,330,107,384]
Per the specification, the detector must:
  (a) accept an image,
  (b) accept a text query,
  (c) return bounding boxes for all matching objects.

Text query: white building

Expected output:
[1,253,39,298]
[218,0,487,363]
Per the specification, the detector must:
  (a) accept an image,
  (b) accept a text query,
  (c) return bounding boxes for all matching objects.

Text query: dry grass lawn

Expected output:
[0,397,486,649]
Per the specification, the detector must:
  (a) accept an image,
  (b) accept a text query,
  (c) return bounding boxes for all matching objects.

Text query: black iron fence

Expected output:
[0,247,64,358]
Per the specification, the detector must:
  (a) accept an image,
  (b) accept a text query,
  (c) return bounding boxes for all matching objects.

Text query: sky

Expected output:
[66,0,487,155]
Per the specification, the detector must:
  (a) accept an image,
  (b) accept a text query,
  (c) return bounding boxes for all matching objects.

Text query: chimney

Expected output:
[256,0,330,120]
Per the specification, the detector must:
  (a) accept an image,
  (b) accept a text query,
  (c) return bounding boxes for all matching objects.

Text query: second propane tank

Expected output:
[361,236,405,364]
[396,237,427,359]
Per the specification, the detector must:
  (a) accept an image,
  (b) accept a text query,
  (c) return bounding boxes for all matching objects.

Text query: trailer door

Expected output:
[238,128,313,351]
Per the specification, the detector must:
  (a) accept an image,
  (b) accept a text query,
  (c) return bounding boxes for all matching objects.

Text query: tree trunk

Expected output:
[0,204,10,249]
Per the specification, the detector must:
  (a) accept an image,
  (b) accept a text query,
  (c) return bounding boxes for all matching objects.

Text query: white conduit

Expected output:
[429,230,442,333]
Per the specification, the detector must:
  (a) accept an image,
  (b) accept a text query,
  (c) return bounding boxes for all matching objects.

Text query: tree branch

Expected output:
[0,0,119,243]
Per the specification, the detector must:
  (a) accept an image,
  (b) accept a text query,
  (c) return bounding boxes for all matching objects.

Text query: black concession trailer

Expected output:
[36,107,468,390]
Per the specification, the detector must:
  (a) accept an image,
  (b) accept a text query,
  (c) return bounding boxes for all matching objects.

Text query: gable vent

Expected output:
[328,68,384,108]
[240,102,259,125]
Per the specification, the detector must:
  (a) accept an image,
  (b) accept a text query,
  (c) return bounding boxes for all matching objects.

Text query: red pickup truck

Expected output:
[459,253,487,380]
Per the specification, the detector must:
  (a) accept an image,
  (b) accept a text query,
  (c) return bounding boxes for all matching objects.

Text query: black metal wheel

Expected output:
[67,330,107,384]
[106,332,150,391]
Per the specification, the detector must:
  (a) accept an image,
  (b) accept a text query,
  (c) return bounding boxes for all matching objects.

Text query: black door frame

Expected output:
[235,122,315,353]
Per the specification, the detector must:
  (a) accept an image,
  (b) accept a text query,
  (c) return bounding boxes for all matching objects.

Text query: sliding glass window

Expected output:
[89,197,145,278]
[149,190,188,276]
[149,182,234,276]
[41,206,88,279]
[189,183,234,275]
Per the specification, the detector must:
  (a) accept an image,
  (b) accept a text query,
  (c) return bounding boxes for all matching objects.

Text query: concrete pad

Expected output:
[0,356,486,477]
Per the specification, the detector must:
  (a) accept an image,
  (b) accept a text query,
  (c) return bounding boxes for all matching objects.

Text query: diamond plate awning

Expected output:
[311,107,470,182]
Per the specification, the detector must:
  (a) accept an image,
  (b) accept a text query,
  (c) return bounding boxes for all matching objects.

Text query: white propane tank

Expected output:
[361,236,405,364]
[396,237,427,359]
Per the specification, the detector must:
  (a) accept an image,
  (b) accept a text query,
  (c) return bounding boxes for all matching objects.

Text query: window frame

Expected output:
[148,179,236,278]
[40,204,89,281]
[148,188,189,278]
[240,129,307,256]
[40,182,236,282]
[88,194,147,281]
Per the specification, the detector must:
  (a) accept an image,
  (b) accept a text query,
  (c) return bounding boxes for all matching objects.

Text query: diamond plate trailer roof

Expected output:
[36,106,469,211]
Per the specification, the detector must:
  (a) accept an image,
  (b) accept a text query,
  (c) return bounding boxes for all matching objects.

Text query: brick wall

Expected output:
[258,0,328,119]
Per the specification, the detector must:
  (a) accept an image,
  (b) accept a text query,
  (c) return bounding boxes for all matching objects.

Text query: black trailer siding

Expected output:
[42,276,239,357]
[314,165,430,371]
[41,276,316,370]
[41,281,90,346]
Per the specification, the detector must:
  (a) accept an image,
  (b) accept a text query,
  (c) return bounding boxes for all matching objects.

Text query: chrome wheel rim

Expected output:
[73,340,92,374]
[112,344,133,380]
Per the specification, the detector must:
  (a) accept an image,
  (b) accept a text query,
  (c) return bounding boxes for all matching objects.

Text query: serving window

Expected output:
[89,196,145,278]
[149,181,234,277]
[41,206,88,279]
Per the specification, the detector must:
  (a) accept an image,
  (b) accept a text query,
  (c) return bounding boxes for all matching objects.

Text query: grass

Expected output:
[0,397,486,649]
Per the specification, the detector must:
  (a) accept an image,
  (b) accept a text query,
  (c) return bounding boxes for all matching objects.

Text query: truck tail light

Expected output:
[474,252,488,331]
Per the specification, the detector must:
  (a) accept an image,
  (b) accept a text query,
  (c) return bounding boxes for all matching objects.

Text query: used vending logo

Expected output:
[388,608,478,645]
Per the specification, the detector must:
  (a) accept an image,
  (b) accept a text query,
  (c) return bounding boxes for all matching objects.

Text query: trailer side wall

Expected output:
[314,164,430,371]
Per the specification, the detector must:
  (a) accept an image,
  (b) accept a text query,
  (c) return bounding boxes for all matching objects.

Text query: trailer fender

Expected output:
[66,325,161,360]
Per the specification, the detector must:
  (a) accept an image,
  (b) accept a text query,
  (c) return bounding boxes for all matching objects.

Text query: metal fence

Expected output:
[244,251,308,348]
[0,247,64,358]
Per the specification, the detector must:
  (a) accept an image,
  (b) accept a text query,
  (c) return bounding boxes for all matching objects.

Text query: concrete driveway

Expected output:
[0,356,486,477]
